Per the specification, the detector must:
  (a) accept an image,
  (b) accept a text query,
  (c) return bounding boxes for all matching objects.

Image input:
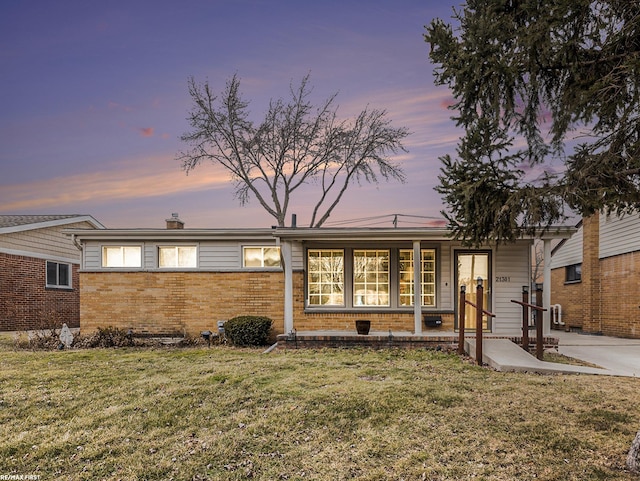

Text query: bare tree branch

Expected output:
[178,74,409,227]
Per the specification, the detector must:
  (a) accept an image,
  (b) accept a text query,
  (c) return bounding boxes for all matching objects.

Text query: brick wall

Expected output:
[80,270,454,337]
[599,252,640,338]
[290,271,453,332]
[581,213,602,333]
[80,271,286,337]
[551,212,640,339]
[0,252,80,331]
[550,267,585,330]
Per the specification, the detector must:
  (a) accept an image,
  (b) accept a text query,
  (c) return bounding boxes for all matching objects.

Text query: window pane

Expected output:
[353,250,389,306]
[307,249,344,306]
[263,247,280,267]
[46,262,57,285]
[159,247,177,267]
[58,264,70,286]
[243,247,262,267]
[566,263,582,282]
[399,249,437,307]
[103,247,121,267]
[123,247,142,267]
[178,247,197,267]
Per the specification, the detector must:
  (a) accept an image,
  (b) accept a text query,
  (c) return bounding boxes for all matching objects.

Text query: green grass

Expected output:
[0,345,638,480]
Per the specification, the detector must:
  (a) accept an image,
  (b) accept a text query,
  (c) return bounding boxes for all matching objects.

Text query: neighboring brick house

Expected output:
[68,215,574,338]
[550,212,640,338]
[0,215,104,331]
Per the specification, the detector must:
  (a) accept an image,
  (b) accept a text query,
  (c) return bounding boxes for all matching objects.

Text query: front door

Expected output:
[455,251,491,331]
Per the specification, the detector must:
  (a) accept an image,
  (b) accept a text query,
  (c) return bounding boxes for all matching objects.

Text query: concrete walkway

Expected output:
[468,331,640,377]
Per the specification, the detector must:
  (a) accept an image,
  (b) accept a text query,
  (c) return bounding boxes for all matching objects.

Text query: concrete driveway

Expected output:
[554,330,640,378]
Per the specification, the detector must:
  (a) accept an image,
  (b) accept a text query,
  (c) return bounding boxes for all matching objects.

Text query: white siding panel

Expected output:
[439,245,452,310]
[0,221,92,260]
[600,214,640,259]
[291,242,304,270]
[199,242,240,269]
[144,245,156,269]
[84,244,102,269]
[549,226,583,269]
[492,242,531,335]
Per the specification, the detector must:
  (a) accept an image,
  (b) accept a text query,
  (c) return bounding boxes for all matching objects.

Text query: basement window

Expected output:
[565,263,582,283]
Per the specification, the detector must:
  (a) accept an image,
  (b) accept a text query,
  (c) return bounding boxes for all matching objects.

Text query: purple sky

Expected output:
[0,1,463,229]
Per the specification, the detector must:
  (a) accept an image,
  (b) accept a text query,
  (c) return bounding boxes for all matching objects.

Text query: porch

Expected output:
[276,330,559,351]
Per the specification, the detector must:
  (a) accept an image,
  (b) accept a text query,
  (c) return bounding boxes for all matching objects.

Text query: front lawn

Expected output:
[0,345,638,480]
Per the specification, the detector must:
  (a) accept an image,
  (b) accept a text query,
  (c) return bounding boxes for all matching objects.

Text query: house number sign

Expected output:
[495,276,511,283]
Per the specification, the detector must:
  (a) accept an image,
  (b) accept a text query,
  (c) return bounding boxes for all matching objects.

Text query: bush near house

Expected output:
[224,316,273,346]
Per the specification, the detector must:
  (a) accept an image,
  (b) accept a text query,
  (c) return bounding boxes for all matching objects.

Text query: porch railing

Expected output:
[458,278,496,365]
[511,285,547,360]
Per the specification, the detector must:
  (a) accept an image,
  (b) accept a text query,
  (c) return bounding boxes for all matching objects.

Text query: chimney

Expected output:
[166,213,184,229]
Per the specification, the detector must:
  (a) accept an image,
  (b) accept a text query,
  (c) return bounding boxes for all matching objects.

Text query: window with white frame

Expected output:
[398,249,436,306]
[102,246,142,268]
[46,261,71,288]
[243,246,281,268]
[307,249,344,306]
[353,250,390,306]
[306,247,439,309]
[158,246,197,268]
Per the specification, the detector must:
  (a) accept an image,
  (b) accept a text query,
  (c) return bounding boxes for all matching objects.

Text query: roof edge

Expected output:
[0,215,105,234]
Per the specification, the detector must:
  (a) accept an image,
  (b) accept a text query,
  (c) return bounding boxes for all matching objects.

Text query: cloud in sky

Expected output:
[0,1,465,228]
[0,154,230,212]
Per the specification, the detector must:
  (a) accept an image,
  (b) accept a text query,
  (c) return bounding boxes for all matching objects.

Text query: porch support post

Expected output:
[282,240,294,334]
[543,238,552,336]
[413,240,422,334]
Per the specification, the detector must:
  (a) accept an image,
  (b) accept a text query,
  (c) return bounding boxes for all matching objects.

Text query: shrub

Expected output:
[74,327,137,348]
[224,316,273,346]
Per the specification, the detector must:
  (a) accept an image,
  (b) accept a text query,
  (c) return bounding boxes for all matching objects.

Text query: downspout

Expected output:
[71,234,84,270]
[71,234,82,251]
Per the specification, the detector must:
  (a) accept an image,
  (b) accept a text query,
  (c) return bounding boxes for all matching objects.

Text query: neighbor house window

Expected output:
[565,263,582,283]
[46,261,71,288]
[399,249,436,306]
[158,246,197,268]
[307,249,344,306]
[102,246,142,268]
[243,246,281,268]
[353,250,390,306]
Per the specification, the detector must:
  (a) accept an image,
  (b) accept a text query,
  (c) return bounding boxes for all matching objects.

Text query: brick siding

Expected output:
[80,271,286,337]
[0,252,80,331]
[551,212,640,339]
[599,252,640,338]
[550,268,585,330]
[80,270,454,337]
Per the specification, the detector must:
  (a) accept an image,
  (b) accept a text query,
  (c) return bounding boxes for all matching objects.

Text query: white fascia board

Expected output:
[65,228,278,242]
[0,215,105,234]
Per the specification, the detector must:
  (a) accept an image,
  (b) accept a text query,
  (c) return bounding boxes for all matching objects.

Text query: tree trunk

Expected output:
[628,429,640,473]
